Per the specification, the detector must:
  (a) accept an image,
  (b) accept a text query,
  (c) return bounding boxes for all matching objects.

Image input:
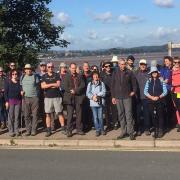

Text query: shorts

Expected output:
[44,97,63,114]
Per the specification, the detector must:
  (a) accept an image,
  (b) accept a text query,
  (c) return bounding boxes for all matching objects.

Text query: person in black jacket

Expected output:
[63,63,86,137]
[4,69,23,137]
[111,58,137,140]
[101,62,118,132]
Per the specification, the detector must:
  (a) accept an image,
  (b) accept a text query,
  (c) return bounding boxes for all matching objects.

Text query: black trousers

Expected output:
[104,96,118,127]
[82,97,93,131]
[66,103,83,132]
[148,101,164,130]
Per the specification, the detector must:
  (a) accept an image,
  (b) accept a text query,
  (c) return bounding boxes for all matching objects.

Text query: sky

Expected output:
[48,0,180,50]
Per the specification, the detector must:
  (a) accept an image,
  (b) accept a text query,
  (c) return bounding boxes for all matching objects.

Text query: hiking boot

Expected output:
[136,130,142,136]
[177,127,180,132]
[114,124,119,130]
[101,130,106,136]
[144,130,151,136]
[67,131,73,137]
[129,133,136,140]
[1,122,6,129]
[157,130,164,138]
[105,126,113,132]
[45,131,52,137]
[25,132,31,136]
[96,131,100,137]
[31,131,37,136]
[60,126,66,135]
[117,133,126,140]
[76,131,85,135]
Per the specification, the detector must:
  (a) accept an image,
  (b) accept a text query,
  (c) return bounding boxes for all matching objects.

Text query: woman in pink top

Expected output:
[172,57,180,131]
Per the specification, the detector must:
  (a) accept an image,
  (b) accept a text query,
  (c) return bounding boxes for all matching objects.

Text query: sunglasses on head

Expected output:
[105,65,111,68]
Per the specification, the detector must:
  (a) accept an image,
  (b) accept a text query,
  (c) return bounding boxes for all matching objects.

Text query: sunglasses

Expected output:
[140,63,147,66]
[10,64,15,67]
[12,73,17,75]
[174,61,180,64]
[47,66,53,69]
[105,65,111,68]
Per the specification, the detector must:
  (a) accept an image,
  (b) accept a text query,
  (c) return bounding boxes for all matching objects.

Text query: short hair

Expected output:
[164,56,173,63]
[70,62,77,67]
[173,56,180,61]
[83,62,89,66]
[92,71,100,77]
[118,58,126,63]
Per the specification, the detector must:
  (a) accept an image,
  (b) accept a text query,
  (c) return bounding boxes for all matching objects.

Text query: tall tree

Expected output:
[0,0,69,69]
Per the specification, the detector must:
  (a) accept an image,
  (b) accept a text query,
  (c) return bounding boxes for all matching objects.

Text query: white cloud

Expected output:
[93,11,113,23]
[150,27,180,39]
[57,12,72,27]
[118,15,143,24]
[88,30,98,40]
[154,0,174,8]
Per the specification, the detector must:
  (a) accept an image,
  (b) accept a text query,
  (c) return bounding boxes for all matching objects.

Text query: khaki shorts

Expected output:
[44,97,63,114]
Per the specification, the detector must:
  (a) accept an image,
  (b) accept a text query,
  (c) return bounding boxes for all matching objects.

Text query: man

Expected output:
[111,58,137,140]
[81,62,93,131]
[101,62,118,132]
[126,55,137,72]
[39,61,47,77]
[38,61,47,128]
[41,62,65,137]
[0,67,7,129]
[21,64,40,136]
[134,59,150,136]
[63,63,86,137]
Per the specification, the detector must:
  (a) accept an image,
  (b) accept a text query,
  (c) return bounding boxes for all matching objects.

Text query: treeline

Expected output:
[41,44,176,58]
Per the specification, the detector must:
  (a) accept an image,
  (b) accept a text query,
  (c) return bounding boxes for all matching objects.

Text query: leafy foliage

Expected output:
[0,0,69,69]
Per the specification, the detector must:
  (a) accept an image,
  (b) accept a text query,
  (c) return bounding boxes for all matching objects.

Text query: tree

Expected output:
[0,0,69,69]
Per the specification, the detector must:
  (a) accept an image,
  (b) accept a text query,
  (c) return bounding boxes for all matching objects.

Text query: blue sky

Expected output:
[48,0,180,50]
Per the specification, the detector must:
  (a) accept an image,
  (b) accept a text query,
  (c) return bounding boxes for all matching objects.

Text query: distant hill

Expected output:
[40,44,179,58]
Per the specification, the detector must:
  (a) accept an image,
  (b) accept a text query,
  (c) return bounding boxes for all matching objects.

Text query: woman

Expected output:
[172,57,180,132]
[160,56,174,129]
[144,67,167,138]
[4,69,23,137]
[86,71,106,136]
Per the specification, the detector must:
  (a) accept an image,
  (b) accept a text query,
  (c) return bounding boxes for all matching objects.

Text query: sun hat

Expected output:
[148,66,160,74]
[24,64,32,69]
[40,61,46,66]
[111,56,118,62]
[59,62,67,68]
[139,59,147,64]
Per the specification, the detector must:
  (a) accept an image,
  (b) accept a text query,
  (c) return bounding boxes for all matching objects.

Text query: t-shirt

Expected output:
[41,72,60,98]
[21,74,40,97]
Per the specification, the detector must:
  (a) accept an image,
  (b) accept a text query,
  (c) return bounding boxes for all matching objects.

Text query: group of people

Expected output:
[0,55,180,140]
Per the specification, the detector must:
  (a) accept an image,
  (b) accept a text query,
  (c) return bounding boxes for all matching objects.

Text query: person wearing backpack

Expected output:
[21,64,40,136]
[144,66,167,138]
[86,71,106,136]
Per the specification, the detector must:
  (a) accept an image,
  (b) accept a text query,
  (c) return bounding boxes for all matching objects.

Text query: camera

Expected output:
[96,96,102,105]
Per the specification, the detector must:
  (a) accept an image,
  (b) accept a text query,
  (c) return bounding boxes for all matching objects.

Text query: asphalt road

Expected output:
[0,150,179,180]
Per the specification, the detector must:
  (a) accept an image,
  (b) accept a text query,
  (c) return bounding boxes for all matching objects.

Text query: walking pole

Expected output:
[153,103,158,139]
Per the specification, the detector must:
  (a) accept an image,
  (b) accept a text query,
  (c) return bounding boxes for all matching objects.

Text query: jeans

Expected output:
[91,106,104,132]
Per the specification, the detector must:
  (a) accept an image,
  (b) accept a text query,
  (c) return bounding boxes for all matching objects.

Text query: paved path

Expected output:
[0,150,179,180]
